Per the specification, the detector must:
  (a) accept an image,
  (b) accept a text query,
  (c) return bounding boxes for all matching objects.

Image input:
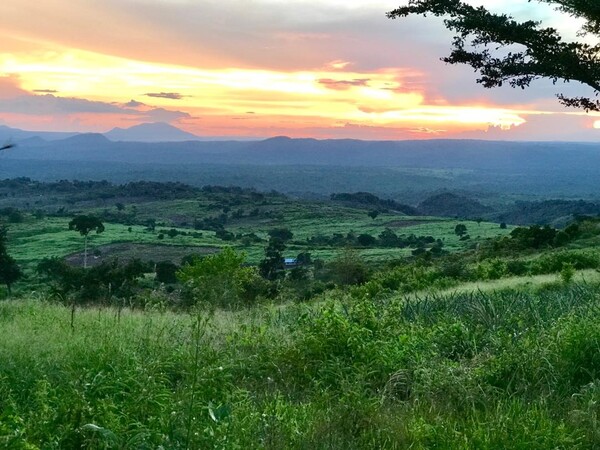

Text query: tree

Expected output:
[388,1,600,111]
[296,251,313,266]
[379,228,400,247]
[0,226,22,296]
[37,257,82,297]
[357,233,377,247]
[0,227,23,296]
[268,228,294,242]
[368,210,380,220]
[68,215,105,269]
[326,248,370,286]
[454,223,468,237]
[259,237,286,280]
[155,261,179,284]
[177,247,257,308]
[0,252,22,296]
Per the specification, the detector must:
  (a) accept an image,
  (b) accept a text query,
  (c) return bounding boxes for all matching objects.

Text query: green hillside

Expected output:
[3,180,600,448]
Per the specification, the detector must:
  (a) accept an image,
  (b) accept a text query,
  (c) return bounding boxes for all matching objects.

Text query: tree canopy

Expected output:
[68,215,105,236]
[68,215,105,269]
[0,226,22,295]
[178,247,258,308]
[388,1,600,111]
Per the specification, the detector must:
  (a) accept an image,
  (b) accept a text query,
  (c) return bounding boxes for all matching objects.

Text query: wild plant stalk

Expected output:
[185,310,210,449]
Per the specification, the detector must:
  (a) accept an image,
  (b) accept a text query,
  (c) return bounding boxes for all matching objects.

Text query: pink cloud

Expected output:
[0,75,29,99]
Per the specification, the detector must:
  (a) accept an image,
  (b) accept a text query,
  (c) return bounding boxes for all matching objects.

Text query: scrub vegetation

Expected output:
[3,179,600,448]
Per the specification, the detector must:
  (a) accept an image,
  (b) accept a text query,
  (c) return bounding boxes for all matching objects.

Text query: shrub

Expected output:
[560,263,575,285]
[177,248,259,308]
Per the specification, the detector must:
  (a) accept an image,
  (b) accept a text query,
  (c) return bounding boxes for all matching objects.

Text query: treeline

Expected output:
[0,178,286,203]
[417,192,491,218]
[330,192,419,215]
[415,192,600,226]
[496,199,600,226]
[306,228,443,251]
[488,223,582,254]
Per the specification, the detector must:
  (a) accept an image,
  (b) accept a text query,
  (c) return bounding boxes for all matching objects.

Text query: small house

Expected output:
[284,258,298,269]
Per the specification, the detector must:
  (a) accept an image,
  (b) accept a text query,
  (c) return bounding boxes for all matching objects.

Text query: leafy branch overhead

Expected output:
[387,1,600,111]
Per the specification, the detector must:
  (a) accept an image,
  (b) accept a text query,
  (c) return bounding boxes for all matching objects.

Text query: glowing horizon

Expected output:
[0,0,599,141]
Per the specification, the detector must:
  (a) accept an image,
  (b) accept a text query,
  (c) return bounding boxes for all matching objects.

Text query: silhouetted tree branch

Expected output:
[388,1,600,111]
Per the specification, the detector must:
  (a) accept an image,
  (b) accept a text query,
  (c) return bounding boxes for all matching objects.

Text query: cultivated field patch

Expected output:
[65,242,219,267]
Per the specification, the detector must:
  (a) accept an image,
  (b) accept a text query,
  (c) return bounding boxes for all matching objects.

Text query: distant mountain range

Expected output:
[104,122,201,142]
[1,122,600,199]
[0,122,258,144]
[2,127,599,171]
[0,125,79,143]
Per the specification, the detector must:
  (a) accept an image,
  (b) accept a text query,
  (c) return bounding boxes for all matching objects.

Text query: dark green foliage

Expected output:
[331,192,419,215]
[37,257,82,296]
[454,223,467,237]
[510,225,558,249]
[378,228,399,247]
[155,261,179,284]
[145,218,156,231]
[307,230,437,250]
[215,229,235,241]
[37,257,149,304]
[296,252,312,266]
[0,207,24,223]
[69,215,105,269]
[0,253,22,296]
[367,210,379,220]
[498,200,600,226]
[68,215,106,237]
[178,247,260,308]
[0,226,22,295]
[268,228,294,242]
[259,237,286,281]
[418,192,490,218]
[324,249,370,286]
[357,233,377,247]
[488,223,584,255]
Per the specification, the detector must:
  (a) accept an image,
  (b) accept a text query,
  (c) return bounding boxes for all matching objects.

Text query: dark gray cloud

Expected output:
[125,99,145,107]
[318,78,370,90]
[32,89,58,93]
[145,92,185,100]
[0,94,130,115]
[0,93,189,122]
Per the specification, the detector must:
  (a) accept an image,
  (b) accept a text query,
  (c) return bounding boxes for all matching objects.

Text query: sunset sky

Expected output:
[0,0,599,140]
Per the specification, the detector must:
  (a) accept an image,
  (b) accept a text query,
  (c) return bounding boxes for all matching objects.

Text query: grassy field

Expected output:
[5,183,600,448]
[7,218,223,270]
[3,278,600,448]
[5,198,511,272]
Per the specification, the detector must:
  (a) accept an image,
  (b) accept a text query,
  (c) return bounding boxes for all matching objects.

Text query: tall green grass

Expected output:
[2,282,600,448]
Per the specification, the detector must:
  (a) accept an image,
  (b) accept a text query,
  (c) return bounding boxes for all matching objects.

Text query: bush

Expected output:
[155,261,179,284]
[325,249,370,286]
[560,263,575,284]
[177,248,260,308]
